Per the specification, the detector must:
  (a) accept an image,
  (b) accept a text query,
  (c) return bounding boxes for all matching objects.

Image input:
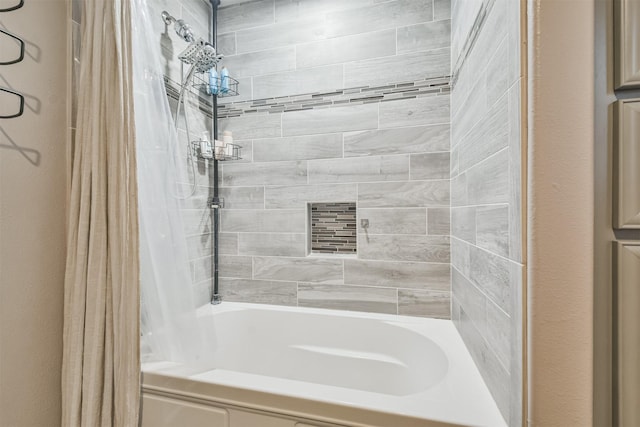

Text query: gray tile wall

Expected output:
[450,0,523,425]
[216,0,452,318]
[218,0,451,101]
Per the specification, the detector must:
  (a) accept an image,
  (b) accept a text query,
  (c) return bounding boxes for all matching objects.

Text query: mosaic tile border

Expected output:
[218,75,451,118]
[451,0,496,87]
[164,74,452,119]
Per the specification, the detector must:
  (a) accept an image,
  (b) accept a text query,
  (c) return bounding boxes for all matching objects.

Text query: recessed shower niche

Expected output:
[309,202,357,255]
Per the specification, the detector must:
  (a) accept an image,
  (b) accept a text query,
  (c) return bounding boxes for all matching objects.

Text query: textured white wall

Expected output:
[0,0,68,426]
[527,0,594,426]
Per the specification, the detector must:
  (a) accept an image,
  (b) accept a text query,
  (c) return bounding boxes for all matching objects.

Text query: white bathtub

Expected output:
[142,303,506,427]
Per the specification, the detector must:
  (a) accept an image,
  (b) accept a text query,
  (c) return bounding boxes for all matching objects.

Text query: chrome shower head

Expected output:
[178,39,220,73]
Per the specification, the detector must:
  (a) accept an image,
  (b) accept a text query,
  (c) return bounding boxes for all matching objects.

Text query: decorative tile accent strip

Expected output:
[310,203,357,254]
[218,75,451,118]
[450,0,496,88]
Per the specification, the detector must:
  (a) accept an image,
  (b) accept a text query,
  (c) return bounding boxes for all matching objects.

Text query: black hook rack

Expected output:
[0,0,24,12]
[0,87,25,119]
[0,0,26,119]
[0,29,25,65]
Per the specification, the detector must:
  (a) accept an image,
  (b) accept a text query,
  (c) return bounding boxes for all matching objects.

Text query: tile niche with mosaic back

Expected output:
[216,0,452,318]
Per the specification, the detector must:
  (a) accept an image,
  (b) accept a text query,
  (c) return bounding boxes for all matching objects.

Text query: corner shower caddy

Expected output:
[192,72,240,98]
[162,4,239,305]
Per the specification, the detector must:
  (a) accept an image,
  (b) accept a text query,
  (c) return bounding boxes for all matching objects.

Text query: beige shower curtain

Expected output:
[62,0,140,426]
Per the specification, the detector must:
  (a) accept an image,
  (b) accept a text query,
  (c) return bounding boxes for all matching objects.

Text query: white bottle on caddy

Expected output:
[222,131,234,158]
[199,131,214,159]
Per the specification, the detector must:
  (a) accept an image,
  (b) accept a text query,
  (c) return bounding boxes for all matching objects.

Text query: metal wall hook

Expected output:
[0,29,25,64]
[0,0,24,12]
[0,87,24,118]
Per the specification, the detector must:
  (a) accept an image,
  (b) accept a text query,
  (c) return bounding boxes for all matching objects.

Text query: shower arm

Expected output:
[161,11,195,43]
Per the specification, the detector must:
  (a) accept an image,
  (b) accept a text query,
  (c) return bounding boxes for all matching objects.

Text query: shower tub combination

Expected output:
[141,303,506,427]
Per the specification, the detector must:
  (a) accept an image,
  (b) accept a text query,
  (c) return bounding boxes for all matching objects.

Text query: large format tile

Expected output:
[434,0,451,20]
[253,257,344,284]
[397,20,451,54]
[485,39,509,110]
[221,209,306,233]
[216,32,236,56]
[466,0,508,84]
[298,283,397,314]
[476,205,509,257]
[451,67,486,140]
[450,237,470,276]
[379,95,450,128]
[451,266,486,328]
[358,208,427,235]
[222,161,307,186]
[398,289,451,319]
[282,103,378,137]
[252,65,344,99]
[485,297,511,371]
[358,234,450,262]
[358,180,450,208]
[345,49,450,87]
[220,278,297,306]
[344,259,450,290]
[451,206,476,244]
[218,186,265,209]
[238,233,306,257]
[457,96,509,173]
[450,0,483,65]
[508,84,523,263]
[218,255,253,279]
[218,113,282,140]
[455,306,511,420]
[219,233,238,255]
[217,0,275,33]
[265,183,358,209]
[344,125,450,157]
[450,171,467,207]
[324,0,434,39]
[253,134,343,162]
[274,0,388,23]
[427,207,451,235]
[509,259,524,427]
[308,155,409,184]
[297,29,396,68]
[469,244,511,314]
[221,46,296,78]
[235,18,329,53]
[466,148,510,205]
[410,152,450,180]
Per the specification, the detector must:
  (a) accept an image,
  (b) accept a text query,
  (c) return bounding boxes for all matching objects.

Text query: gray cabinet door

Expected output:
[613,99,640,229]
[615,0,640,89]
[614,242,640,427]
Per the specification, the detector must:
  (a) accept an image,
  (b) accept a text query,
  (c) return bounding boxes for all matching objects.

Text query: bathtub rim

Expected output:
[142,302,507,427]
[142,370,461,427]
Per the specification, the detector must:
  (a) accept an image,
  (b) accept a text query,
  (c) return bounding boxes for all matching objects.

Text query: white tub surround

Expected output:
[142,303,506,427]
